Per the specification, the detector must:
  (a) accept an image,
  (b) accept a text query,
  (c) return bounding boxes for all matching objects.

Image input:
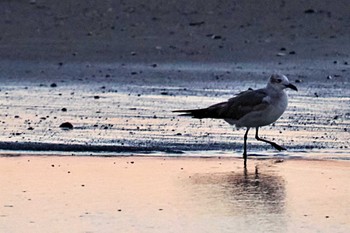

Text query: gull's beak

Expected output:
[286,83,298,91]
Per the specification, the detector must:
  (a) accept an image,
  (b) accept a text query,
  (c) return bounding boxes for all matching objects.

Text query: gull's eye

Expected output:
[276,79,282,83]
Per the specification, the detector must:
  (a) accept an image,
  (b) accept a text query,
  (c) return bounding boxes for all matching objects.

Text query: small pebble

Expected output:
[274,159,284,163]
[189,21,205,26]
[211,35,222,40]
[304,9,316,14]
[59,122,73,130]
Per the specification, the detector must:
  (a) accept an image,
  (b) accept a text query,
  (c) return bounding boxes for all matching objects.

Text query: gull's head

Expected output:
[268,74,298,91]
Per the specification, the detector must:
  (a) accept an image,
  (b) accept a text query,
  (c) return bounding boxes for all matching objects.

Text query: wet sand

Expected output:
[0,60,348,157]
[0,156,349,233]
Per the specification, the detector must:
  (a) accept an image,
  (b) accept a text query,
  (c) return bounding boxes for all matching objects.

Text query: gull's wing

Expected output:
[173,89,269,120]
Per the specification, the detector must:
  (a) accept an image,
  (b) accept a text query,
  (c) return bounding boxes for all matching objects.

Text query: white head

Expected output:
[267,74,298,91]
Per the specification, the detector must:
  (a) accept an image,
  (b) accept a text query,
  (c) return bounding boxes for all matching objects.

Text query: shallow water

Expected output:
[0,60,349,159]
[1,156,349,233]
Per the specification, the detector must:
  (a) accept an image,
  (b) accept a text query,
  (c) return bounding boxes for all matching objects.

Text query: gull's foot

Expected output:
[271,143,287,151]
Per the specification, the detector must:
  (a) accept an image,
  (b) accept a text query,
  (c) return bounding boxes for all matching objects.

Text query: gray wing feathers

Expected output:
[173,89,269,120]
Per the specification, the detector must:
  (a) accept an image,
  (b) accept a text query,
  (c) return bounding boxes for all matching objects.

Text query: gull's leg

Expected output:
[243,127,250,167]
[255,127,286,151]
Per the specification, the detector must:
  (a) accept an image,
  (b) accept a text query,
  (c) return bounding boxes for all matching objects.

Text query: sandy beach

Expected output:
[0,156,349,233]
[0,0,350,232]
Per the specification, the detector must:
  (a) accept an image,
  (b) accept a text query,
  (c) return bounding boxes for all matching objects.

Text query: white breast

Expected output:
[263,91,288,124]
[233,91,288,128]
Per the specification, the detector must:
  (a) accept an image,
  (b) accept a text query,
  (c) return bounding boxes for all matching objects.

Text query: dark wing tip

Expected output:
[172,109,194,117]
[172,110,187,113]
[172,109,207,118]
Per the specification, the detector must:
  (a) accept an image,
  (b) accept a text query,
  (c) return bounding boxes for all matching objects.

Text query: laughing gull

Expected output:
[173,74,298,166]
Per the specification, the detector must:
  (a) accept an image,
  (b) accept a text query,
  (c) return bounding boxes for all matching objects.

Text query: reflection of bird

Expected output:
[190,166,286,216]
[174,74,297,166]
[227,166,286,214]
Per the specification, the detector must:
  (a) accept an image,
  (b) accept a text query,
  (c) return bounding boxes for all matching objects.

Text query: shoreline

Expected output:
[0,149,349,164]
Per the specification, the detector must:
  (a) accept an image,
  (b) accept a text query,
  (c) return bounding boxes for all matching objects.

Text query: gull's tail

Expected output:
[172,109,208,119]
[173,106,225,119]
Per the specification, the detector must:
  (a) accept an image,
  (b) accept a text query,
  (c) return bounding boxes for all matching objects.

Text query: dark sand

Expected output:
[1,0,350,63]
